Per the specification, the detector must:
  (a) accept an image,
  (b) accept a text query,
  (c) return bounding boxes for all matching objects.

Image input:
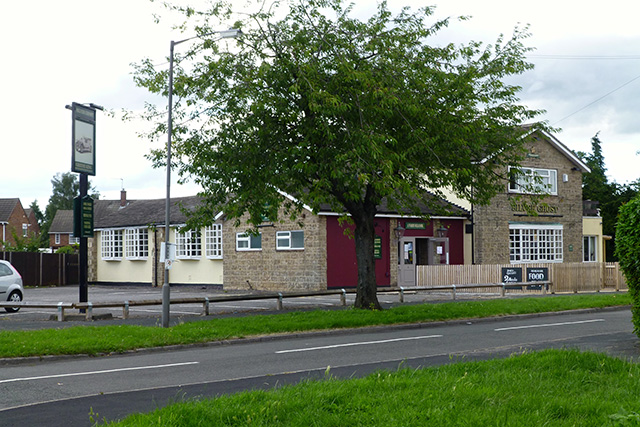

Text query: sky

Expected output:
[2,0,639,210]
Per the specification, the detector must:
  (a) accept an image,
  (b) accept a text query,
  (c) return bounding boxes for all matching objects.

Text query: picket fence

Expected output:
[416,262,627,294]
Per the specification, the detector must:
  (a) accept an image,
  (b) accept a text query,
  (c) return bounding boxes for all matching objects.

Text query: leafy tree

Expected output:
[579,134,638,261]
[40,172,99,247]
[615,193,640,337]
[2,231,42,252]
[133,0,544,308]
[29,200,44,227]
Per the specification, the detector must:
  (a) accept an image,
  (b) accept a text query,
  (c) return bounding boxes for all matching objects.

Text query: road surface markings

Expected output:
[276,335,443,354]
[495,319,605,332]
[0,362,199,384]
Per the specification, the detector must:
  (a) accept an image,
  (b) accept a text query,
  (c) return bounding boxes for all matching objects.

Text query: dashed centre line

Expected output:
[0,362,199,384]
[495,319,605,332]
[276,335,443,354]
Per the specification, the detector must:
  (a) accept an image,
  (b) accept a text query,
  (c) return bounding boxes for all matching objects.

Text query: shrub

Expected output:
[615,193,640,337]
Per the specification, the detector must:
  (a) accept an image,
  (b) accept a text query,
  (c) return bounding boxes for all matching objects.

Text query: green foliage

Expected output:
[133,0,545,307]
[579,134,639,261]
[615,194,640,337]
[28,200,44,226]
[55,244,78,254]
[1,230,42,252]
[105,350,640,426]
[40,172,99,247]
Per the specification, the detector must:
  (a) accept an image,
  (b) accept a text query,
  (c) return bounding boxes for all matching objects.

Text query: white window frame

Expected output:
[509,167,558,195]
[71,236,80,245]
[125,228,149,260]
[55,233,61,245]
[236,232,262,251]
[205,224,223,259]
[176,229,202,259]
[22,224,28,237]
[509,223,563,264]
[101,229,123,261]
[276,230,304,250]
[583,235,598,262]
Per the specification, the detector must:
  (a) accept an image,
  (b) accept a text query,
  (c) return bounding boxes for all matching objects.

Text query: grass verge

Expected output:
[0,293,631,359]
[101,349,640,426]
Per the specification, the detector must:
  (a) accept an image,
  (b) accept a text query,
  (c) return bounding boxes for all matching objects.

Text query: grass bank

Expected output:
[0,293,631,359]
[101,349,640,426]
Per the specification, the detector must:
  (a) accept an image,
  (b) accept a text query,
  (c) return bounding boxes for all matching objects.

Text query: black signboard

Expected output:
[501,267,522,284]
[526,267,549,290]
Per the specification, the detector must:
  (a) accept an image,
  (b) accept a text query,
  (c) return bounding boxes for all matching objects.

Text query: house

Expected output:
[49,210,78,250]
[582,200,605,262]
[88,129,596,290]
[88,190,469,290]
[453,128,591,265]
[223,194,471,291]
[89,191,223,287]
[0,198,39,249]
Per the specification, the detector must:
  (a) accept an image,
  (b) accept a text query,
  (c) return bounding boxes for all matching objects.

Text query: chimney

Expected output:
[120,190,127,207]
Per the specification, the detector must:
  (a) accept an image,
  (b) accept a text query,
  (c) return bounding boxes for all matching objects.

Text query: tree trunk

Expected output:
[353,209,382,310]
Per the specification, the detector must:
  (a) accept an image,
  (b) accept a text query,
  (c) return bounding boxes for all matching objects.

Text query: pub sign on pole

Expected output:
[73,195,94,238]
[71,102,96,176]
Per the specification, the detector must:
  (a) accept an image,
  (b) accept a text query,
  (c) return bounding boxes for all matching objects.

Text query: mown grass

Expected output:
[102,349,640,426]
[0,293,631,359]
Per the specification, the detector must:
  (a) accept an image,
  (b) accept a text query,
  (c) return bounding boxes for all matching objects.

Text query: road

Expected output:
[0,307,636,426]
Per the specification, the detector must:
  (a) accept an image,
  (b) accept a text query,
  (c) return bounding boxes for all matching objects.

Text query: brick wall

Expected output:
[474,132,584,264]
[2,204,29,248]
[223,208,327,291]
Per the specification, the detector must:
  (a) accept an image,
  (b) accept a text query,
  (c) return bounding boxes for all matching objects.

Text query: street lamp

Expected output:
[163,28,241,328]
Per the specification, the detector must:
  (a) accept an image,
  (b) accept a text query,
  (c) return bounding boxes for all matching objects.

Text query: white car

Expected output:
[0,260,23,312]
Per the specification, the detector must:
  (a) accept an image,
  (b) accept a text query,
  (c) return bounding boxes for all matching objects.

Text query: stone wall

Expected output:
[223,208,327,291]
[474,132,584,264]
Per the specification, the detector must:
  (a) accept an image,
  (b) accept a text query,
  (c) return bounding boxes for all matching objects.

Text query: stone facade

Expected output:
[223,208,327,291]
[473,131,585,264]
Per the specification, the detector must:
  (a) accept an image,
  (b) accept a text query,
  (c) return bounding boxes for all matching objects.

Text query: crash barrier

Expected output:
[0,282,556,322]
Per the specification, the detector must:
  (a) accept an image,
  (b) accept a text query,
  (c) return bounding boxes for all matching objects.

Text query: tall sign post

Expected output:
[68,102,102,308]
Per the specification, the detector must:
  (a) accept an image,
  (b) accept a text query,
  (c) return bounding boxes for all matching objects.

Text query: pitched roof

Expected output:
[286,191,470,218]
[522,125,591,173]
[94,196,203,229]
[49,210,74,234]
[0,199,19,222]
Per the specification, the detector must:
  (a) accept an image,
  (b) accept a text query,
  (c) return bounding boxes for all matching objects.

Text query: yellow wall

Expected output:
[583,216,604,262]
[96,227,223,285]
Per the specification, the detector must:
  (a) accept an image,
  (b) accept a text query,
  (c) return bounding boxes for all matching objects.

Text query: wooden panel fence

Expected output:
[416,262,627,294]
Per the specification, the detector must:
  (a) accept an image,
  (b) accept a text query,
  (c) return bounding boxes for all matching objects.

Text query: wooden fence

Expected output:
[416,262,627,294]
[0,252,79,287]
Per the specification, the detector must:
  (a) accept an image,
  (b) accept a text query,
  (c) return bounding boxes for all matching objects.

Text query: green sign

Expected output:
[373,235,382,259]
[405,222,426,230]
[74,195,94,238]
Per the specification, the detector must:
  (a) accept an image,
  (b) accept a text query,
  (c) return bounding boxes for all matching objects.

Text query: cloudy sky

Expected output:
[2,0,638,210]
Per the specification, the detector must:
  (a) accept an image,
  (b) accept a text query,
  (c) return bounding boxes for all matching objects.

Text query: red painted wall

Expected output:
[400,219,465,265]
[326,217,391,288]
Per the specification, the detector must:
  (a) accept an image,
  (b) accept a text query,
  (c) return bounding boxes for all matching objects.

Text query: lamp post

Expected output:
[162,28,241,328]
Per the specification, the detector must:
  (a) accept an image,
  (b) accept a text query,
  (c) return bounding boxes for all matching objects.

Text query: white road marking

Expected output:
[276,335,443,354]
[0,362,199,384]
[495,319,605,332]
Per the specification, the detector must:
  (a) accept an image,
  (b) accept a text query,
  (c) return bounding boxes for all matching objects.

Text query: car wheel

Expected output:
[5,291,22,313]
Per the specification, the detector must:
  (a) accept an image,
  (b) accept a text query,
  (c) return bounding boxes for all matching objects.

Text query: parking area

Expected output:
[0,284,501,329]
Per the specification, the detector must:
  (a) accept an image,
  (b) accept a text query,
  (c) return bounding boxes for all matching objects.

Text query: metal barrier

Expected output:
[0,282,553,322]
